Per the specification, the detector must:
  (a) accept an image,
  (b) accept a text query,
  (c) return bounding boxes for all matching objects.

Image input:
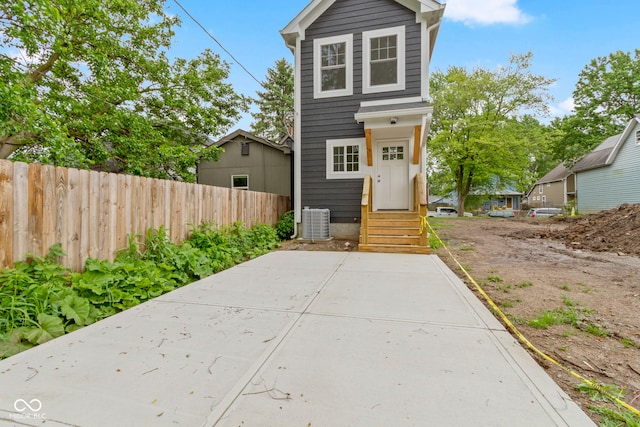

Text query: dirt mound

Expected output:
[549,204,640,256]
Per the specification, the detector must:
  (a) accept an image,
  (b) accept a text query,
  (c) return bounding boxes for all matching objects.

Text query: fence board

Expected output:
[41,165,56,256]
[51,167,69,262]
[0,161,13,268]
[0,159,289,271]
[13,162,28,263]
[78,169,90,269]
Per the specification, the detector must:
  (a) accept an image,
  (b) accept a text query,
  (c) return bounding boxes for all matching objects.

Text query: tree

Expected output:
[551,50,640,164]
[428,53,555,215]
[250,58,294,141]
[0,0,249,181]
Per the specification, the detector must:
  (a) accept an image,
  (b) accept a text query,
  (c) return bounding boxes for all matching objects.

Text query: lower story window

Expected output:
[326,138,370,180]
[333,145,359,172]
[232,174,249,190]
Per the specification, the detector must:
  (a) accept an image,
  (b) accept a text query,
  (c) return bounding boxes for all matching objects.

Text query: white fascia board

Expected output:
[355,106,433,123]
[605,116,640,165]
[360,97,424,107]
[280,0,336,42]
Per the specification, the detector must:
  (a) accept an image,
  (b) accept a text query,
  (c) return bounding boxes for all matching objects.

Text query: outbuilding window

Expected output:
[231,175,249,190]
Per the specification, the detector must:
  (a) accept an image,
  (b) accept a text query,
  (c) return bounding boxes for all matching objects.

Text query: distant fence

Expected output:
[0,159,290,271]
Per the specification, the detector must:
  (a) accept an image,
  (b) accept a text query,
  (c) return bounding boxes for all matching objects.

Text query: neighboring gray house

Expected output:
[526,163,575,209]
[572,116,640,214]
[281,0,445,248]
[197,129,293,198]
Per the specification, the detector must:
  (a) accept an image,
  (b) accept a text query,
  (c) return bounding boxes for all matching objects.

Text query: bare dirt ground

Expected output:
[278,205,640,423]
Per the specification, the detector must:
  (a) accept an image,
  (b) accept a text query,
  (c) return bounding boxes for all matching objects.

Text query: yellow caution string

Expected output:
[420,215,428,235]
[427,222,640,417]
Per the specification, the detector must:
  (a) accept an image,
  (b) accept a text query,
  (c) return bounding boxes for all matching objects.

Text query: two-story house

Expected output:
[281,0,445,253]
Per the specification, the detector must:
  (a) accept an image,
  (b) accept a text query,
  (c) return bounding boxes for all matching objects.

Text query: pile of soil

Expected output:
[555,204,640,255]
[519,203,640,256]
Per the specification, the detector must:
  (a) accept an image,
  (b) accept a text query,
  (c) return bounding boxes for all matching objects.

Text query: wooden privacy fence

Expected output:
[0,159,290,271]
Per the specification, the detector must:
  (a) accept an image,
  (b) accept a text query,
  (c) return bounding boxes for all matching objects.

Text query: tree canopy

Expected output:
[551,49,640,164]
[428,53,556,214]
[250,58,294,142]
[0,0,249,181]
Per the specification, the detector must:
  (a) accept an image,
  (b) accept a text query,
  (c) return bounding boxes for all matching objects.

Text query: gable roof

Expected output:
[571,134,620,172]
[535,163,573,185]
[208,129,292,154]
[572,115,640,173]
[281,0,446,53]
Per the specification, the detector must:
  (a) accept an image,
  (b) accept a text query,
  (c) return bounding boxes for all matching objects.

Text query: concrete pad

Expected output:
[218,315,581,427]
[0,252,595,426]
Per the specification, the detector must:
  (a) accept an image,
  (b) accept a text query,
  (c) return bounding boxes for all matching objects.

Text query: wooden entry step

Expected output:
[359,210,429,254]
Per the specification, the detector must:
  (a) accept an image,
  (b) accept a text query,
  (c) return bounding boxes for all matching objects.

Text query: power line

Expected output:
[172,0,263,88]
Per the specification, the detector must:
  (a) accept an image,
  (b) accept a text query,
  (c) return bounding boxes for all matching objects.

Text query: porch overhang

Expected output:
[355,100,433,167]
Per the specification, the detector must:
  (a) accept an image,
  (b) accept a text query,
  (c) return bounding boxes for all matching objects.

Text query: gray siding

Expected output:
[198,141,291,197]
[577,122,640,213]
[300,0,423,223]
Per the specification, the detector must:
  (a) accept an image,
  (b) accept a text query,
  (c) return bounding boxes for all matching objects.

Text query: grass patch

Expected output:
[560,284,571,291]
[584,324,608,337]
[514,281,533,288]
[621,337,639,349]
[495,284,512,293]
[528,303,607,338]
[576,380,640,426]
[562,295,579,307]
[487,275,503,283]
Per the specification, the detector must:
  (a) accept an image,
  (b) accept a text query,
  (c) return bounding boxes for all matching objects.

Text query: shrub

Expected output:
[275,210,295,240]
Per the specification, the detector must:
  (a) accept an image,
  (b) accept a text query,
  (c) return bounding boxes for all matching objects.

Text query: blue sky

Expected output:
[166,0,640,131]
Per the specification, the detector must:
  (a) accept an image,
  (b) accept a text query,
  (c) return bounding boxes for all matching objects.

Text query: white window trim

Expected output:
[313,34,353,99]
[538,185,543,194]
[326,138,370,180]
[231,174,249,190]
[362,26,406,94]
[635,129,640,145]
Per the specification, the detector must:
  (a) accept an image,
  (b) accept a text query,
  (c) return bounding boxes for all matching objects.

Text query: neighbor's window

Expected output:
[636,129,640,145]
[362,26,405,94]
[326,138,369,179]
[314,34,353,98]
[231,175,249,190]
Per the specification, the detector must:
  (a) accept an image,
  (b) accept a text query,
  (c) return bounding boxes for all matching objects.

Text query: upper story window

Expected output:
[635,129,640,145]
[314,34,353,99]
[362,26,405,94]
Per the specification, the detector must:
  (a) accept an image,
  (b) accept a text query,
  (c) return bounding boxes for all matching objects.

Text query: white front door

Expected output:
[375,139,410,210]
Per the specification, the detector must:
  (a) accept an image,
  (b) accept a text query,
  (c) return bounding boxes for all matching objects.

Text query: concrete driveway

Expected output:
[0,251,595,426]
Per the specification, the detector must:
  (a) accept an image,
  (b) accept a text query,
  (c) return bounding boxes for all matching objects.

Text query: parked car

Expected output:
[526,208,562,218]
[427,207,473,217]
[486,209,515,218]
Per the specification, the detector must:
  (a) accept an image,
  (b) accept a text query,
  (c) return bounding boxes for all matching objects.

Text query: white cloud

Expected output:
[442,0,531,26]
[549,97,575,117]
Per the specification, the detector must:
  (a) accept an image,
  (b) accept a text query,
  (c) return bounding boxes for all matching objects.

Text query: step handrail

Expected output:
[361,175,372,245]
[414,173,428,246]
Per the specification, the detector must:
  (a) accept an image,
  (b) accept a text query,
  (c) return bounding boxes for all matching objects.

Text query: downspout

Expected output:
[286,35,302,239]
